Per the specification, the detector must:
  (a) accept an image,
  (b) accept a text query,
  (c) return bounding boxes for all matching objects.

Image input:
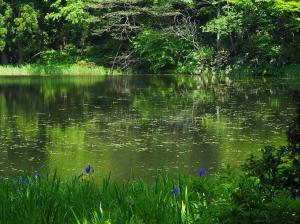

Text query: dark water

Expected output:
[0,75,299,180]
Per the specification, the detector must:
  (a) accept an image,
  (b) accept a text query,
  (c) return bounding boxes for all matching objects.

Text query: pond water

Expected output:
[0,75,299,180]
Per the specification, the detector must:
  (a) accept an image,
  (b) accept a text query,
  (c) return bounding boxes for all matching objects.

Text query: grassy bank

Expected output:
[1,63,300,77]
[0,64,121,76]
[1,165,299,223]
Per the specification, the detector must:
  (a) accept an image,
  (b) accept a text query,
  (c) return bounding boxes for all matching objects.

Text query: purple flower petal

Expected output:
[198,168,209,177]
[23,178,29,186]
[171,187,180,196]
[85,165,94,174]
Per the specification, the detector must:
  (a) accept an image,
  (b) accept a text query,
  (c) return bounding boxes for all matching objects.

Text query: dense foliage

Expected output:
[0,0,299,74]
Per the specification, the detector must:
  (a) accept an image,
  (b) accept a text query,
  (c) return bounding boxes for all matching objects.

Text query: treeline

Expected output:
[0,0,300,74]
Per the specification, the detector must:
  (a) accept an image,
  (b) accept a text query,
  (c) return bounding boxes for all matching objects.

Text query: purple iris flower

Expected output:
[18,176,29,186]
[85,165,94,174]
[171,187,181,196]
[23,178,29,186]
[32,171,38,178]
[198,168,209,177]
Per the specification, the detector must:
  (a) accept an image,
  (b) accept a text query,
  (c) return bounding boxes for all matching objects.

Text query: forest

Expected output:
[1,1,300,223]
[0,0,300,74]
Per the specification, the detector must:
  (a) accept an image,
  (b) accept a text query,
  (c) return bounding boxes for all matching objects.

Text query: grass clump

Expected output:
[0,63,121,76]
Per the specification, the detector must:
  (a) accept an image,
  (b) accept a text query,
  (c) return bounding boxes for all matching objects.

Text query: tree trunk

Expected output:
[216,3,221,51]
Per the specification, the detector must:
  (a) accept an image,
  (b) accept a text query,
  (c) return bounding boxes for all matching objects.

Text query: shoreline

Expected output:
[0,63,300,77]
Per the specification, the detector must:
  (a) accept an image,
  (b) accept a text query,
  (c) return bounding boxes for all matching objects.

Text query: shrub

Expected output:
[177,47,216,74]
[243,103,300,197]
[133,29,192,73]
[37,45,81,65]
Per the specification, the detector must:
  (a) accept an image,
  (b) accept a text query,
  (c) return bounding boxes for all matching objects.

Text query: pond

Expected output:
[0,74,299,180]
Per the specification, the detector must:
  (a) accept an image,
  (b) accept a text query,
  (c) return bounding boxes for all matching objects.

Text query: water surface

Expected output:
[0,75,299,179]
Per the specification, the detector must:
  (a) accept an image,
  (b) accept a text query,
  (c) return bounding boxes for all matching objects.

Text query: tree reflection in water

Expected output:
[0,75,299,179]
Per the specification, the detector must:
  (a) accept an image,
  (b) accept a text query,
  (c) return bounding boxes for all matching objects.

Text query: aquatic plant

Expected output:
[85,164,94,174]
[78,164,95,181]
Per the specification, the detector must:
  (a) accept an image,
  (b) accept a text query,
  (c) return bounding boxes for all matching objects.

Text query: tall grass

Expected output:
[0,172,202,224]
[0,64,122,76]
[0,168,299,224]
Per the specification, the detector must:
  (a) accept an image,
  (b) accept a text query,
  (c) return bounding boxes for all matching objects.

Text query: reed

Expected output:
[0,64,121,76]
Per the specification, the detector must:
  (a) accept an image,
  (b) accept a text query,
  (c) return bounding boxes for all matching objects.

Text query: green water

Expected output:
[0,75,299,179]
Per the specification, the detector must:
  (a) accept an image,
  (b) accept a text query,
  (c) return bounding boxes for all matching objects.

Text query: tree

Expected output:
[13,4,39,63]
[0,1,40,63]
[45,0,90,49]
[0,0,7,51]
[89,0,183,69]
[274,0,300,63]
[201,0,292,66]
[0,0,12,63]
